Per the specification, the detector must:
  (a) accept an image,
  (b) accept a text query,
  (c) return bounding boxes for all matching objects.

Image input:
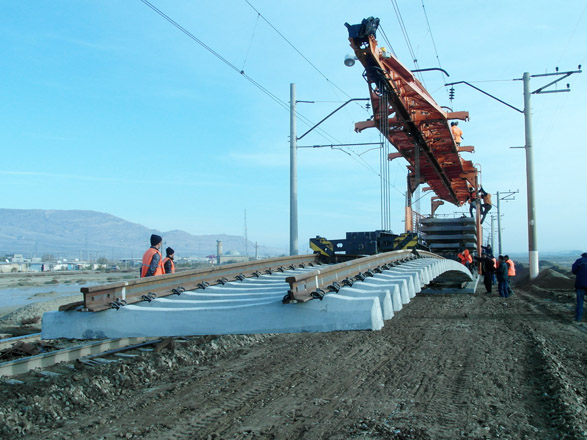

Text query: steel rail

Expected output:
[0,337,156,378]
[66,254,322,312]
[0,333,41,352]
[284,250,442,303]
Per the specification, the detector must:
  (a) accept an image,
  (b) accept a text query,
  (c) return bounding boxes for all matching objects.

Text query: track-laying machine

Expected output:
[311,17,483,262]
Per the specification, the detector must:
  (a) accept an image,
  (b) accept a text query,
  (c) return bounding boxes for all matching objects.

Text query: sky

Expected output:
[2,0,586,257]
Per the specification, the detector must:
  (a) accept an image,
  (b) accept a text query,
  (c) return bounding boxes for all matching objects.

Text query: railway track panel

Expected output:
[3,253,473,378]
[41,252,473,340]
[70,254,322,313]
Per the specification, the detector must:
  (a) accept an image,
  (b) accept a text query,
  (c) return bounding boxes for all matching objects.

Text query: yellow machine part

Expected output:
[393,232,419,250]
[309,237,334,256]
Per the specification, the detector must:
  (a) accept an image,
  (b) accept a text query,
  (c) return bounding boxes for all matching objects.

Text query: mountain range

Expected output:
[0,209,286,260]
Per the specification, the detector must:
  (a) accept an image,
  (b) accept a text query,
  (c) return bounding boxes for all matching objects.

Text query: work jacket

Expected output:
[163,257,175,274]
[506,259,516,277]
[474,256,495,276]
[141,247,164,277]
[496,261,509,282]
[572,253,587,288]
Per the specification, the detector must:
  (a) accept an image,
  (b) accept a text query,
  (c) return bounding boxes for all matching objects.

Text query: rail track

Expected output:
[2,250,465,379]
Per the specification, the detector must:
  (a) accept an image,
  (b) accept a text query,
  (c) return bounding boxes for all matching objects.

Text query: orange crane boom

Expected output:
[346,18,477,206]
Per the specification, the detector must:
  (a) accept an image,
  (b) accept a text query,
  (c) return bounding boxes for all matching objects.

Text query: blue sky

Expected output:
[2,1,586,256]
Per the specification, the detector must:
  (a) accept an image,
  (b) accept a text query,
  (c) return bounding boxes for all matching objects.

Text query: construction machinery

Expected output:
[311,17,483,261]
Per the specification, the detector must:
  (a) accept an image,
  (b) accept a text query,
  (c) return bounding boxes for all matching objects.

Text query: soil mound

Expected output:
[517,267,575,291]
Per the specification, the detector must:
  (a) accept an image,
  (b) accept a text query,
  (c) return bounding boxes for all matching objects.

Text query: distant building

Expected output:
[0,262,24,273]
[217,250,250,265]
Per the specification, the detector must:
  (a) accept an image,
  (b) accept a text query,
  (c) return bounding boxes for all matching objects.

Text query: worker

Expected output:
[450,121,463,146]
[457,248,473,272]
[496,255,509,298]
[474,253,495,294]
[479,187,493,224]
[141,234,165,278]
[571,252,587,324]
[163,247,175,274]
[504,255,515,296]
[467,187,478,218]
[464,249,473,272]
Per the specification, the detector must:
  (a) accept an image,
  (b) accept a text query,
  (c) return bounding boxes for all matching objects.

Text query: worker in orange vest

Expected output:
[479,187,493,224]
[141,234,165,277]
[464,248,473,272]
[457,248,473,272]
[505,255,515,296]
[450,121,463,146]
[163,247,175,274]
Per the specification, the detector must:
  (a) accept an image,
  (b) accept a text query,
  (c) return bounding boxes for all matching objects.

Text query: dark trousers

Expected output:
[498,279,509,297]
[483,274,492,293]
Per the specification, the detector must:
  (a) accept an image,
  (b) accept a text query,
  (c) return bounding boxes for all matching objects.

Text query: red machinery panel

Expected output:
[347,18,476,205]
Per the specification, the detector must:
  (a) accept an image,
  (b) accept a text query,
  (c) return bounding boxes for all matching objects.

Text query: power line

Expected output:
[420,0,448,99]
[556,2,587,66]
[139,0,348,146]
[139,0,290,112]
[241,12,261,72]
[390,0,424,83]
[243,0,355,102]
[140,1,392,186]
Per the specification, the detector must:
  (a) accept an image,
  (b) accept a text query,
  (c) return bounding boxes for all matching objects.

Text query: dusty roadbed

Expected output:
[1,272,586,439]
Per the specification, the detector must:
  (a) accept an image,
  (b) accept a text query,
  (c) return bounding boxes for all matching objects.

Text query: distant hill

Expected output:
[0,209,286,260]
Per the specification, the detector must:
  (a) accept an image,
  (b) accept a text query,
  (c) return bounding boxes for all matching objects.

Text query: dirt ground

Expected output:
[1,268,586,440]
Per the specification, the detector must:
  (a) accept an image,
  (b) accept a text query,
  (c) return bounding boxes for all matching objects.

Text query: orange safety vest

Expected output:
[457,252,466,265]
[451,125,463,143]
[141,247,164,277]
[163,257,175,274]
[463,249,473,263]
[506,259,516,277]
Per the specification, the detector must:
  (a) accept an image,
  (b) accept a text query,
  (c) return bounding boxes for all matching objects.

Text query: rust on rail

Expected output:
[63,254,322,312]
[284,250,442,303]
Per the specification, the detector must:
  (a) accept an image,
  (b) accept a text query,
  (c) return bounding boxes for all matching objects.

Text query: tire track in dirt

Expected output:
[5,285,586,440]
[512,290,587,439]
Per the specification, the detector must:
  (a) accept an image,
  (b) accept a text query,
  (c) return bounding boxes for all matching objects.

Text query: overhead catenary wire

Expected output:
[242,0,372,119]
[390,0,425,84]
[139,0,404,193]
[241,12,261,72]
[139,0,354,148]
[139,0,290,112]
[420,0,449,100]
[243,0,355,102]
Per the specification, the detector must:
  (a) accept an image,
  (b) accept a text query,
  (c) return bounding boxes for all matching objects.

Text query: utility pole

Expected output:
[289,83,298,256]
[490,214,496,253]
[289,85,369,256]
[522,72,538,279]
[495,190,518,256]
[446,66,581,279]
